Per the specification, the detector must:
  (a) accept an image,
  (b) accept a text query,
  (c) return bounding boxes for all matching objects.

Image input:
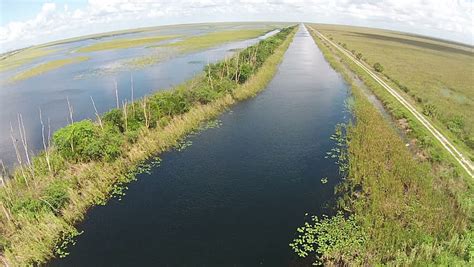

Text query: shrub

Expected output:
[356,52,363,60]
[43,180,70,212]
[53,120,123,162]
[447,115,465,135]
[11,197,46,217]
[422,103,438,118]
[103,109,125,132]
[373,62,384,72]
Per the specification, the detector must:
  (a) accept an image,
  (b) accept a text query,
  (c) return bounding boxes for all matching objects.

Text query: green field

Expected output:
[0,47,56,72]
[10,56,89,82]
[313,24,474,154]
[76,35,180,53]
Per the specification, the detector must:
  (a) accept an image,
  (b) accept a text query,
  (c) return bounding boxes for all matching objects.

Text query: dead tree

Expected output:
[90,96,103,129]
[114,79,119,109]
[39,108,52,172]
[66,97,74,124]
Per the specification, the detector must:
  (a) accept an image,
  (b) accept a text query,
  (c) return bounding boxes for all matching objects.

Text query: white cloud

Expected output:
[0,0,472,52]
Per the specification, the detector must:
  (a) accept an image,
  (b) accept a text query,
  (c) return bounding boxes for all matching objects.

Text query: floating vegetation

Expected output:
[325,123,348,174]
[175,140,193,152]
[320,177,328,184]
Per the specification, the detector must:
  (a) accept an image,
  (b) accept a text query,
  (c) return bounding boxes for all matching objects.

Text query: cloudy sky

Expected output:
[0,0,473,52]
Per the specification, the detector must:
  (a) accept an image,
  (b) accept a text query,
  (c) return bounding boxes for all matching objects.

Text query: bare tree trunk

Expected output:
[235,53,240,83]
[10,123,28,187]
[0,159,6,186]
[114,79,119,109]
[67,97,74,124]
[17,114,31,166]
[122,100,128,132]
[90,96,103,129]
[39,108,52,172]
[130,73,135,113]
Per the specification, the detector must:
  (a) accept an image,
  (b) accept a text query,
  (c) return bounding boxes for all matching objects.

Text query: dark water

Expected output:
[48,25,349,266]
[0,24,280,168]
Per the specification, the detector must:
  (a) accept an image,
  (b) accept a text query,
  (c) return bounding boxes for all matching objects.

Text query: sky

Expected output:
[0,0,473,53]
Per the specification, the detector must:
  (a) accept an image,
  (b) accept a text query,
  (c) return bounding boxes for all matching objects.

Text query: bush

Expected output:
[373,62,384,72]
[103,109,124,132]
[43,180,70,212]
[53,120,123,162]
[11,197,46,217]
[422,103,438,118]
[447,116,465,135]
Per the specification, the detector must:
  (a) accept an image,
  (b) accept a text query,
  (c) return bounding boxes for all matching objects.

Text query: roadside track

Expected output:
[307,25,474,178]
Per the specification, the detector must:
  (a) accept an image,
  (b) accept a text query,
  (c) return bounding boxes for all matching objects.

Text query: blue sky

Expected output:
[0,0,86,25]
[0,0,473,53]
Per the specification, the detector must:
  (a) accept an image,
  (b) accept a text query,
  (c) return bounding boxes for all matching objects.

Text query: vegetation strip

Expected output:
[0,47,56,73]
[0,25,296,266]
[312,28,473,178]
[160,29,271,52]
[289,24,472,265]
[10,57,89,82]
[75,35,180,53]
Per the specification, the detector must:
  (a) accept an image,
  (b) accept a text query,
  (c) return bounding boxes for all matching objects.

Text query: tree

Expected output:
[373,62,384,72]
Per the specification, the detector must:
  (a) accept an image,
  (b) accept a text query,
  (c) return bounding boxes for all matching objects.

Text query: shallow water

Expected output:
[48,25,349,266]
[0,23,278,168]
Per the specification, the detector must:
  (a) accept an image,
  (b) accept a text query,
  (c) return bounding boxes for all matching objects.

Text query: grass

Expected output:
[311,23,474,157]
[125,28,274,69]
[0,47,56,72]
[162,29,271,52]
[75,35,180,53]
[289,24,473,265]
[10,56,89,82]
[0,26,296,266]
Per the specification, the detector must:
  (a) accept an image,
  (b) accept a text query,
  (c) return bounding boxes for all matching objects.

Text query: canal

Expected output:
[49,25,349,266]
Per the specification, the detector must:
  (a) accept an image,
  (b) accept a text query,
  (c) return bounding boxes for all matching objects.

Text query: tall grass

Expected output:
[289,25,472,265]
[0,26,297,266]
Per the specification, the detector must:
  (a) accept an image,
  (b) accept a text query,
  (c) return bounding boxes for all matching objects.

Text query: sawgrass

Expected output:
[76,35,180,53]
[10,56,89,82]
[0,47,56,72]
[163,29,271,52]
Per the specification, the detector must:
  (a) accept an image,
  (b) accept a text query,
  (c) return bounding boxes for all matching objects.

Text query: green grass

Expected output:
[10,56,89,82]
[0,47,56,72]
[312,23,474,156]
[0,26,296,266]
[290,24,473,265]
[76,35,179,53]
[163,29,271,52]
